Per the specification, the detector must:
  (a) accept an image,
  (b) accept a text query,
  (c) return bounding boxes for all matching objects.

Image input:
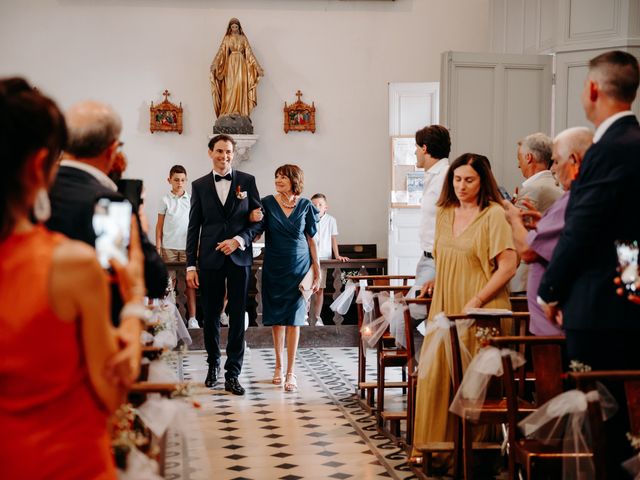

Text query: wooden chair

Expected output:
[346,275,413,409]
[438,312,534,479]
[568,370,640,480]
[401,297,431,448]
[376,299,422,441]
[494,336,568,480]
[367,284,412,430]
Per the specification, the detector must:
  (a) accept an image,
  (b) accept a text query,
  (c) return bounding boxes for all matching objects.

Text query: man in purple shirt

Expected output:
[504,127,593,334]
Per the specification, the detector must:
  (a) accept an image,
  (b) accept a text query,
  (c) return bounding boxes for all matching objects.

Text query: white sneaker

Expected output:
[187,317,199,329]
[304,314,310,326]
[315,317,324,326]
[220,313,229,326]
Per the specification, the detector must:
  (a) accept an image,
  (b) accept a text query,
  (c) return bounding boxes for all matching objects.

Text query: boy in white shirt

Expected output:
[156,165,198,328]
[310,193,349,326]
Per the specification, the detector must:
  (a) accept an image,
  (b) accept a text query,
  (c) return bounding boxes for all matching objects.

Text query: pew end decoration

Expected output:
[284,90,315,133]
[150,90,183,134]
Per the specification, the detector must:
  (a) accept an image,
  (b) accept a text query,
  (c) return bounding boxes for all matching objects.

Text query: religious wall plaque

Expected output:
[283,90,316,133]
[150,90,183,134]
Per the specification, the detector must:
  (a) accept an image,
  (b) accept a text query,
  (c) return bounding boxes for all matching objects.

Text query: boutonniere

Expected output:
[235,186,247,200]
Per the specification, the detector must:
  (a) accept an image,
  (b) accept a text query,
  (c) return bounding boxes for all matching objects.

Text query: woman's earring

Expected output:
[33,188,51,223]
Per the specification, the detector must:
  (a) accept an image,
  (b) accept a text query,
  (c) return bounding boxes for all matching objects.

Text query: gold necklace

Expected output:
[278,193,297,208]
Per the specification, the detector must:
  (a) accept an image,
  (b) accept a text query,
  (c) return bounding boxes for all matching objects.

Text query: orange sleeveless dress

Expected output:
[0,225,116,479]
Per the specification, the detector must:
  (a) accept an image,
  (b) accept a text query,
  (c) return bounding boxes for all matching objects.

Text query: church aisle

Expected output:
[178,347,417,480]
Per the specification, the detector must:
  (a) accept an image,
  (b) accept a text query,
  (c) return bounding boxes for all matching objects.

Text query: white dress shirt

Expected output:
[419,158,449,253]
[593,110,635,143]
[212,168,245,250]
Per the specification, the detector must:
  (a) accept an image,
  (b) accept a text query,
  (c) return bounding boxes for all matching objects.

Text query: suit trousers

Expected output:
[199,258,251,379]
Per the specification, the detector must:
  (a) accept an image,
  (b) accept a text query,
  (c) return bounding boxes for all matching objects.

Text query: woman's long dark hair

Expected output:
[437,153,502,209]
[0,77,67,239]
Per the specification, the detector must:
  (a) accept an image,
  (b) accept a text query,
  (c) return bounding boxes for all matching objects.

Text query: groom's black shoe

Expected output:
[204,364,220,388]
[224,377,245,395]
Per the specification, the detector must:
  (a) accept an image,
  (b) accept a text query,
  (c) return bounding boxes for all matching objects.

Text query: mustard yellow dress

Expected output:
[411,202,514,461]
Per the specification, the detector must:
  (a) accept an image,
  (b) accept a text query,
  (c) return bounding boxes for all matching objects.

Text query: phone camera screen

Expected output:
[93,198,132,269]
[616,240,639,294]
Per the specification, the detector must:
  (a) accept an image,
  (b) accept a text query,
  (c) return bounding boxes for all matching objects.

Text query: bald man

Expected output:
[504,127,593,335]
[47,100,168,322]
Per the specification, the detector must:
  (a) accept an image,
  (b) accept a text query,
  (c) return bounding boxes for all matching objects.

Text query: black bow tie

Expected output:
[214,173,232,182]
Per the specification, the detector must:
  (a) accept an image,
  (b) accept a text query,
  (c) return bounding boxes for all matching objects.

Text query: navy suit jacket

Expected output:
[186,170,263,269]
[538,115,640,330]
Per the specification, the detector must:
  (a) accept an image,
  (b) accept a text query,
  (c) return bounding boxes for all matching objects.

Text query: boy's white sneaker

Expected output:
[314,317,324,326]
[187,317,199,329]
[220,312,229,326]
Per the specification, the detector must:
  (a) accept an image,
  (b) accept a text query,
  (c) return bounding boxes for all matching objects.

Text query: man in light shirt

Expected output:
[414,125,450,297]
[510,133,563,293]
[156,164,198,328]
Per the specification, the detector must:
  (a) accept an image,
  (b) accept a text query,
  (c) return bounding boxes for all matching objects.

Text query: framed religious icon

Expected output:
[284,90,316,133]
[150,90,183,134]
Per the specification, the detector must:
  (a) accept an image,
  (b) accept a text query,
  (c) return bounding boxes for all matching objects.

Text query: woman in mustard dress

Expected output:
[412,153,518,469]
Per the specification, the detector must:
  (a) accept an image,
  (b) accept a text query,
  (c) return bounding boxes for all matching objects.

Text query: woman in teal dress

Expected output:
[253,164,320,392]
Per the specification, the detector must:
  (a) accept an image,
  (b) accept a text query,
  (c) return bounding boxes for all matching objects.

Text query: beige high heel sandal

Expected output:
[272,367,283,385]
[284,373,298,392]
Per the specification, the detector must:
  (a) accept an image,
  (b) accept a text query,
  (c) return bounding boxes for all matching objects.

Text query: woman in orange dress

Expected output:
[0,78,144,479]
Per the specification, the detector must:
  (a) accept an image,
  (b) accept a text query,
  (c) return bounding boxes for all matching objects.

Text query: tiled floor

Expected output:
[170,347,418,480]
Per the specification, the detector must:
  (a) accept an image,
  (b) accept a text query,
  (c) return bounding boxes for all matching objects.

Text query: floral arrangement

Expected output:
[339,270,360,285]
[627,432,640,451]
[235,186,247,200]
[110,404,154,469]
[475,326,500,347]
[568,360,592,372]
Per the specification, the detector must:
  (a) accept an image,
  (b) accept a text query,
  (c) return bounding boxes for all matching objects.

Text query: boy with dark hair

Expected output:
[156,164,197,327]
[310,193,349,326]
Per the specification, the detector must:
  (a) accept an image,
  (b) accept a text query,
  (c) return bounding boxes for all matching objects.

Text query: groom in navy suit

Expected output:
[186,134,263,395]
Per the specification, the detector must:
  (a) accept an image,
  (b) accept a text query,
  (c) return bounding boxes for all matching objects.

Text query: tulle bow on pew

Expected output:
[623,451,640,479]
[359,292,407,349]
[449,346,525,421]
[329,280,357,315]
[417,314,472,382]
[518,385,618,480]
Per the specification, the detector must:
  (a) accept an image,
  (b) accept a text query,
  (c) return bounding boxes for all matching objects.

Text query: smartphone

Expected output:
[498,186,512,202]
[116,179,143,212]
[93,198,133,269]
[616,240,639,294]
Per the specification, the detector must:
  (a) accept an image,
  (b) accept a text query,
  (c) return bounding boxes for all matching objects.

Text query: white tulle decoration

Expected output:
[356,288,375,313]
[148,359,179,383]
[330,280,357,314]
[417,313,454,381]
[118,446,162,480]
[518,384,618,480]
[449,347,525,421]
[623,452,640,479]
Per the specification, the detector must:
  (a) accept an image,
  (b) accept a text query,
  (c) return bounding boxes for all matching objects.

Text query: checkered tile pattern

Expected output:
[170,347,420,480]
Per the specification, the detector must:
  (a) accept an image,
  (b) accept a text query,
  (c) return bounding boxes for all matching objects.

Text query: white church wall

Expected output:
[0,0,490,256]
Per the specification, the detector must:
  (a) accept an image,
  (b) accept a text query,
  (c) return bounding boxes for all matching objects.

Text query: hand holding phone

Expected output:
[93,198,133,269]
